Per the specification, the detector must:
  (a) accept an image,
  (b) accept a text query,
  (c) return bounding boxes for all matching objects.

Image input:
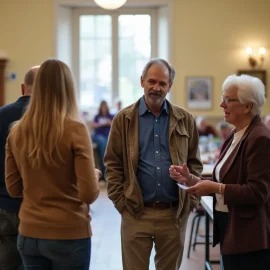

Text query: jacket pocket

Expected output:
[174,126,190,160]
[175,125,190,138]
[123,179,143,215]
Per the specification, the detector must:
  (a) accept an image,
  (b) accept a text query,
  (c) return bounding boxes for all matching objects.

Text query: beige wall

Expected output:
[172,0,270,117]
[1,0,270,117]
[0,0,54,104]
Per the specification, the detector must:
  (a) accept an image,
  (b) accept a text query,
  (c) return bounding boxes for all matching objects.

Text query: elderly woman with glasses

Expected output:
[170,74,270,270]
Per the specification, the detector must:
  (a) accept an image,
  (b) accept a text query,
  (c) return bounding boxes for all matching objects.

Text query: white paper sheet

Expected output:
[177,183,189,190]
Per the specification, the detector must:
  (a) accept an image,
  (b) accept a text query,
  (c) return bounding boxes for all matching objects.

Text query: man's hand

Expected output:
[169,164,190,184]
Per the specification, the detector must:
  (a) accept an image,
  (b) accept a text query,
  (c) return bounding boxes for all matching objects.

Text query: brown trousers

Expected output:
[121,207,189,270]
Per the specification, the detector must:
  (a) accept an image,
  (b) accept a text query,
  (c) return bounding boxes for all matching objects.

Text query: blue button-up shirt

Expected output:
[136,97,179,203]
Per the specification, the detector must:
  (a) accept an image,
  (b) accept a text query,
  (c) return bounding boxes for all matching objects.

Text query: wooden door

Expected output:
[0,59,7,107]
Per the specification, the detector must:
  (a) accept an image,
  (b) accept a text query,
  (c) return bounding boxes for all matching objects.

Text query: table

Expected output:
[200,152,217,164]
[201,196,220,270]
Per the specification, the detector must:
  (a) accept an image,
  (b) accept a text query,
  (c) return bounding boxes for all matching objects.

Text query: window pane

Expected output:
[80,15,111,38]
[118,15,151,106]
[79,15,112,107]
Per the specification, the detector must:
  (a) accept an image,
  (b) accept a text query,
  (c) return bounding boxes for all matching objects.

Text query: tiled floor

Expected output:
[90,184,220,270]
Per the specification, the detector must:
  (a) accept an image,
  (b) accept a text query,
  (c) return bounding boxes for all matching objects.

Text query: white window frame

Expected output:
[72,8,158,107]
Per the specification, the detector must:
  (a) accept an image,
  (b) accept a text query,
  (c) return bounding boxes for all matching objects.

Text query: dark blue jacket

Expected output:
[0,96,30,213]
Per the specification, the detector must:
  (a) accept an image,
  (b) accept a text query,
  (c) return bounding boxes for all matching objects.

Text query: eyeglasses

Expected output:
[221,96,240,105]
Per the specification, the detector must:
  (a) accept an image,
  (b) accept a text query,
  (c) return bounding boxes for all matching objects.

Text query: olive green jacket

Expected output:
[104,99,203,222]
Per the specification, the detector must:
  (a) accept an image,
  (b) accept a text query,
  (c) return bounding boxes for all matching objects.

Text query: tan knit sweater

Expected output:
[5,119,99,240]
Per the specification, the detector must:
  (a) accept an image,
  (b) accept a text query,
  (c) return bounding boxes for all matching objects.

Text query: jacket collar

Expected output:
[138,96,169,116]
[121,97,188,174]
[123,97,186,121]
[16,95,30,103]
[214,115,262,182]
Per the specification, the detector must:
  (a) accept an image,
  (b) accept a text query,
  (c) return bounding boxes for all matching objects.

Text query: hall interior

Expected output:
[1,1,270,269]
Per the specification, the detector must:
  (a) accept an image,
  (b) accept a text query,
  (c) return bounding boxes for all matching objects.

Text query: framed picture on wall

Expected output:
[186,76,213,109]
[237,69,267,97]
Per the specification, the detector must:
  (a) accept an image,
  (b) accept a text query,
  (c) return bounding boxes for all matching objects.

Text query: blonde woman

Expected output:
[5,59,100,270]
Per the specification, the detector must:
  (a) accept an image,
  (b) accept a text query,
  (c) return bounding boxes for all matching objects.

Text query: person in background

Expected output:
[170,74,270,270]
[5,59,100,270]
[0,65,39,270]
[217,121,232,147]
[111,97,122,116]
[208,121,233,163]
[91,100,114,180]
[263,114,270,130]
[196,115,219,137]
[104,58,202,270]
[81,110,90,124]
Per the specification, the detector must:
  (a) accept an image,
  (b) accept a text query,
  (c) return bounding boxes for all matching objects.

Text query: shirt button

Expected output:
[157,167,160,170]
[155,134,158,137]
[156,151,159,153]
[158,183,161,186]
[156,119,158,122]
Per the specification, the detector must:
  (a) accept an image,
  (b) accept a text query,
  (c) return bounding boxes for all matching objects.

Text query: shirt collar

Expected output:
[138,96,169,116]
[16,95,30,102]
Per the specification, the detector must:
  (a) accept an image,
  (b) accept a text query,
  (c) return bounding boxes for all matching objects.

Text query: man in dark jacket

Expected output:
[0,66,39,270]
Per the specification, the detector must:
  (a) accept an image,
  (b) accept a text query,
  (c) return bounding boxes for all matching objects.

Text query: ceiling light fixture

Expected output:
[94,0,127,10]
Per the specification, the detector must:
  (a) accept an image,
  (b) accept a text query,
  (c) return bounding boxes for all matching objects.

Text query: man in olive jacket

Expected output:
[104,59,202,270]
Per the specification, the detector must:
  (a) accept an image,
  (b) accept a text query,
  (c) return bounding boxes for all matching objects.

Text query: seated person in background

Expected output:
[207,121,233,162]
[264,115,270,130]
[80,110,94,132]
[111,97,122,116]
[196,115,219,137]
[91,100,114,180]
[217,121,233,146]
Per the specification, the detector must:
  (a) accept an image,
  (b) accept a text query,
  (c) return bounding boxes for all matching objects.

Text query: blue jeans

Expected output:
[17,235,91,270]
[92,135,108,178]
[0,208,23,270]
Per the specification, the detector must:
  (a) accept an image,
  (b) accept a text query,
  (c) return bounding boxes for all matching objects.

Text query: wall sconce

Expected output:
[246,46,266,69]
[94,0,127,10]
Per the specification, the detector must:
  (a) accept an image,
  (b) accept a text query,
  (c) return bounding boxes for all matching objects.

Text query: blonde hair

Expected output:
[10,59,79,168]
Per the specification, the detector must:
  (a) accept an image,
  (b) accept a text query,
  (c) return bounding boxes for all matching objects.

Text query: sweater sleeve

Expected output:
[73,122,99,204]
